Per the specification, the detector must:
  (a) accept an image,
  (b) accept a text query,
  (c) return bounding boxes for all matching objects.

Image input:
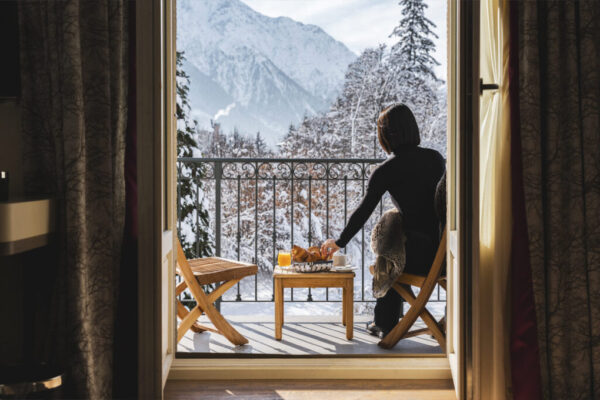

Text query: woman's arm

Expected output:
[337,165,389,247]
[322,168,387,258]
[321,165,387,257]
[334,182,386,248]
[322,181,385,258]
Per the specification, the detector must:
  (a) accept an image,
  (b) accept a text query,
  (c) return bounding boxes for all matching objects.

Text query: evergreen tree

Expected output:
[254,132,268,156]
[389,0,440,81]
[388,0,446,154]
[176,51,212,258]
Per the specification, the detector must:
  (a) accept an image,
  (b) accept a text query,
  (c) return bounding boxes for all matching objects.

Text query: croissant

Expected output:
[307,246,322,262]
[291,245,332,262]
[292,245,309,262]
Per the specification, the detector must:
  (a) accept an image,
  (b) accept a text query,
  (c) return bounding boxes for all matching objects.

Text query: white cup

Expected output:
[332,254,347,267]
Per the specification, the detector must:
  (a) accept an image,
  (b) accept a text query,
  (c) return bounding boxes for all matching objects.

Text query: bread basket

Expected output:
[292,261,332,273]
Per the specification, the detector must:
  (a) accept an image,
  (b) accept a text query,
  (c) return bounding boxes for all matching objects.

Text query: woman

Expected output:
[321,104,445,337]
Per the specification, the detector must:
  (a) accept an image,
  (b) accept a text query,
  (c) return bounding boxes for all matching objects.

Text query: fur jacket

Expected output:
[370,209,406,298]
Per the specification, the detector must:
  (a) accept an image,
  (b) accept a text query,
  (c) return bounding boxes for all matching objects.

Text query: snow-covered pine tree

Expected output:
[389,0,446,154]
[277,124,297,157]
[279,114,321,158]
[254,132,269,157]
[389,0,439,81]
[176,51,212,258]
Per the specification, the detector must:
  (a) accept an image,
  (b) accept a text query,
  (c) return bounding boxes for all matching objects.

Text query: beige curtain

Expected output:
[479,0,512,398]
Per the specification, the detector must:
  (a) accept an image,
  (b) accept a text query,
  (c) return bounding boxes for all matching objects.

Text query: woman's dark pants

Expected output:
[373,231,437,334]
[374,288,403,333]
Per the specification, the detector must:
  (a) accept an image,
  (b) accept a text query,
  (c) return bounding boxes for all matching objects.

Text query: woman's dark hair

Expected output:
[377,104,420,153]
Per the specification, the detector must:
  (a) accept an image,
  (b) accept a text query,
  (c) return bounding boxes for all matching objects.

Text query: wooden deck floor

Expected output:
[177,314,442,355]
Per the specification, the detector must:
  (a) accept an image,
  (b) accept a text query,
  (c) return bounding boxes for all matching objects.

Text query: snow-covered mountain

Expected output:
[177,0,356,146]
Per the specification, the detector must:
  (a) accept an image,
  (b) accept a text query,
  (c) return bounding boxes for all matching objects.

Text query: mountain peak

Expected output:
[177,0,356,145]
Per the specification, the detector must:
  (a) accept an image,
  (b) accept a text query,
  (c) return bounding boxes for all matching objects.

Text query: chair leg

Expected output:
[176,300,205,335]
[379,283,445,350]
[176,283,248,345]
[200,298,248,346]
[176,279,206,334]
[378,308,418,349]
[391,284,446,352]
[177,306,203,342]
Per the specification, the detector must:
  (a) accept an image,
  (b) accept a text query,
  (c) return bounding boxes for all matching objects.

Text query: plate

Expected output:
[332,265,357,272]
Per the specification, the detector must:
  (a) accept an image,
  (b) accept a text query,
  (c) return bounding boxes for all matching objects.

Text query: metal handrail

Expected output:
[177,157,445,305]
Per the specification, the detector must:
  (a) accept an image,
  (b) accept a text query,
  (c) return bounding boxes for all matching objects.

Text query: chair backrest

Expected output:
[434,228,447,274]
[423,228,447,288]
[175,238,211,304]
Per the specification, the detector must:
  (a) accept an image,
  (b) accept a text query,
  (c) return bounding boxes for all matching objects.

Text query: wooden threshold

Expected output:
[165,379,456,400]
[169,357,451,380]
[176,352,446,359]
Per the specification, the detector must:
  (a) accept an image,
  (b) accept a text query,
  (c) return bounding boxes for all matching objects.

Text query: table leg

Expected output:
[274,278,283,340]
[345,280,353,340]
[342,286,347,327]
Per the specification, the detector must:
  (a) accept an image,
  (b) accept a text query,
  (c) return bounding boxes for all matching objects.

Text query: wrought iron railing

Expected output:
[177,157,445,306]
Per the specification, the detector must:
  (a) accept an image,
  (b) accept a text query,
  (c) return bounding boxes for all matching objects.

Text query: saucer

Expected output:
[332,265,357,272]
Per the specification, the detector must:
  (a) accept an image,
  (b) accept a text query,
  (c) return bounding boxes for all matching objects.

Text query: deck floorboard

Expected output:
[178,315,442,355]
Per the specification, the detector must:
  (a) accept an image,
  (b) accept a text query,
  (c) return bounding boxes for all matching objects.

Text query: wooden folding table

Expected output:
[273,268,355,340]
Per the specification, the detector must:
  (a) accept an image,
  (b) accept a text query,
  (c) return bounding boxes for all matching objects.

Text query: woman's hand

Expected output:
[321,239,340,260]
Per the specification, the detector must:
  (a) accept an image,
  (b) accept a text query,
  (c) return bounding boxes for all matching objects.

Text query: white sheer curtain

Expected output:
[479,0,512,398]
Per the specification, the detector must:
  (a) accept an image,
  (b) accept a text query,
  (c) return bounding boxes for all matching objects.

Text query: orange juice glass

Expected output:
[278,251,291,267]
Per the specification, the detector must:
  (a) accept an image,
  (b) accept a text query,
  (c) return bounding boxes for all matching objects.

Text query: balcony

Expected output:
[176,158,445,355]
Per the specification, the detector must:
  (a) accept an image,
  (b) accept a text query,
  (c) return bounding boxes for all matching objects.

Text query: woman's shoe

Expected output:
[366,321,383,337]
[367,322,392,338]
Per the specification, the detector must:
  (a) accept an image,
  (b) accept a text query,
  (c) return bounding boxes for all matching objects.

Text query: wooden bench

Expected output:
[176,240,257,346]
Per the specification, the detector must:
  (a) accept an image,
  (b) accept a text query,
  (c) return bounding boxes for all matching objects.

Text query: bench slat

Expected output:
[182,256,258,285]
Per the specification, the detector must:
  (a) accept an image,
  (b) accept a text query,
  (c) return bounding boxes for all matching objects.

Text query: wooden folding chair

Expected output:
[176,240,257,346]
[374,229,447,351]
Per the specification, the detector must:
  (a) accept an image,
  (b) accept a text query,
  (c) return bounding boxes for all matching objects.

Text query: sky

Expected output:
[242,0,448,79]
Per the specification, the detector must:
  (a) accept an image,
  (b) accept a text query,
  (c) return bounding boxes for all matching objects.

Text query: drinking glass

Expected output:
[277,250,291,267]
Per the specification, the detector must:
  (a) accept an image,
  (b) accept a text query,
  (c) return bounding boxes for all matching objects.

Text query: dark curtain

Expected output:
[18,1,131,398]
[514,1,600,398]
[112,1,138,398]
[509,1,542,398]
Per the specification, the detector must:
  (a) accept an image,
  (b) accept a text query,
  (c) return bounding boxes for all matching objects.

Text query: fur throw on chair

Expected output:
[370,209,407,298]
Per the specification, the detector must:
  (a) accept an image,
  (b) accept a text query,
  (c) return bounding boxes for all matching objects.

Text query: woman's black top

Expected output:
[336,145,445,275]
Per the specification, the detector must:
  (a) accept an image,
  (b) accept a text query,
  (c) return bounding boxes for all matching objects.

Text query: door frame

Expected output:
[447,0,479,398]
[137,0,178,398]
[458,0,479,398]
[137,0,481,397]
